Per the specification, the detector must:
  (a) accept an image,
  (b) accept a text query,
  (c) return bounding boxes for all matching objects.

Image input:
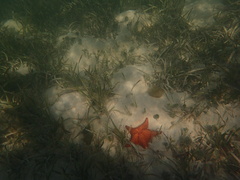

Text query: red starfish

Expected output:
[125,118,161,149]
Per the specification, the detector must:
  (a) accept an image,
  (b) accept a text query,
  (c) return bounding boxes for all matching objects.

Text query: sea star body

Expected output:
[125,118,160,148]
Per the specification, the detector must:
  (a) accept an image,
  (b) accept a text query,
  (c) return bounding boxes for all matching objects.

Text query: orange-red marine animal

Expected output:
[125,118,161,149]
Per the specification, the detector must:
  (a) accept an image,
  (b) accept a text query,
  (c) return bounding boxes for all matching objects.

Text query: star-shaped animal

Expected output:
[125,118,161,149]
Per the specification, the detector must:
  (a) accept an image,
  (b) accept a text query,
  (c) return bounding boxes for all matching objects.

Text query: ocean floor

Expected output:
[1,0,240,179]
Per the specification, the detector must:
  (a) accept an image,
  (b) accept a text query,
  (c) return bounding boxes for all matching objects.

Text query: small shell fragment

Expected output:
[147,86,164,98]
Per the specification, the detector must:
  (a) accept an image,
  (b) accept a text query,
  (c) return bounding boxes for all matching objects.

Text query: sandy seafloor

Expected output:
[1,0,240,179]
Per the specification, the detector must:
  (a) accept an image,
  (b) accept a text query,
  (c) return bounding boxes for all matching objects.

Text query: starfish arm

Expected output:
[138,136,149,148]
[141,130,153,148]
[130,133,140,144]
[139,130,160,148]
[150,130,160,138]
[136,118,149,131]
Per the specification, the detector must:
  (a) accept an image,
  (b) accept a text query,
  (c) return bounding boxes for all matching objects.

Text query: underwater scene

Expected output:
[0,0,240,179]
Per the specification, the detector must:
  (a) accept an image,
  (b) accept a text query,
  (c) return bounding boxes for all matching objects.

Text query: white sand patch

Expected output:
[115,10,155,33]
[65,38,110,72]
[197,103,240,130]
[107,64,240,152]
[44,86,91,143]
[6,60,32,76]
[63,36,155,74]
[2,19,23,33]
[15,63,30,75]
[58,9,157,75]
[183,0,223,28]
[108,65,193,143]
